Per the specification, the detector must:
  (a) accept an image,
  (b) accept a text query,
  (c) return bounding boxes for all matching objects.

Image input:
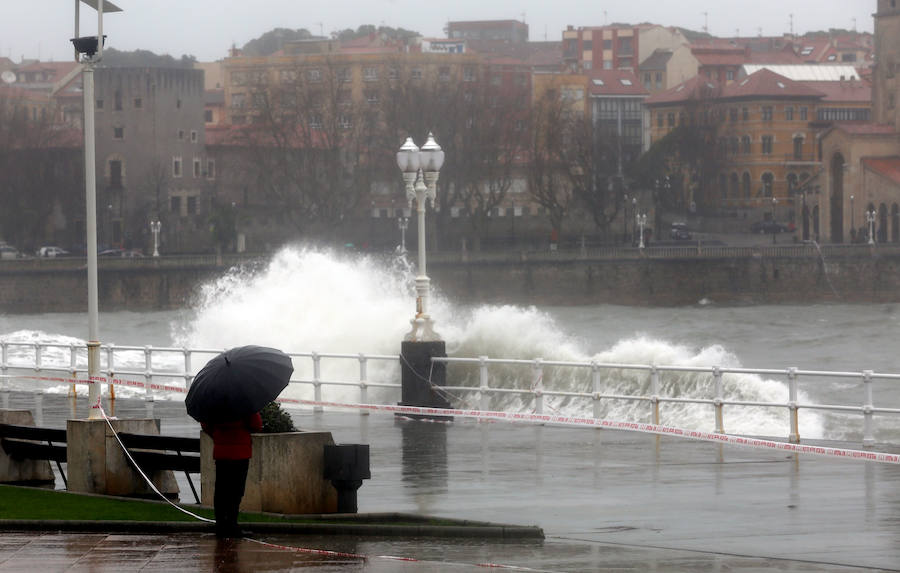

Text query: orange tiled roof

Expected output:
[863,157,900,186]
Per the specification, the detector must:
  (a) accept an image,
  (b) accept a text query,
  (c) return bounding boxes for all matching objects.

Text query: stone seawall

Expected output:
[0,251,897,313]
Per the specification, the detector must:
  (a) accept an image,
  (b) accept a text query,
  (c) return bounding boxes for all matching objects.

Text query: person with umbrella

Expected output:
[185,345,294,538]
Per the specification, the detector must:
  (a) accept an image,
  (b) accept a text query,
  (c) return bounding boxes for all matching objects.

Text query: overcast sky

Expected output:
[2,0,877,63]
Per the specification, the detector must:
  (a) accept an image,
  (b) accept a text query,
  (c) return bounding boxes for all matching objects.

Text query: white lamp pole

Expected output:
[150,220,161,257]
[396,133,444,342]
[636,212,647,249]
[867,208,876,245]
[397,216,408,254]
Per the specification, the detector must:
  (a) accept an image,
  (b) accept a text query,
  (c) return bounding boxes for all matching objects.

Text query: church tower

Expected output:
[873,0,900,128]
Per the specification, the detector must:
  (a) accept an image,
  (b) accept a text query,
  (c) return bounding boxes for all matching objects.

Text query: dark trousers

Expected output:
[214,458,249,536]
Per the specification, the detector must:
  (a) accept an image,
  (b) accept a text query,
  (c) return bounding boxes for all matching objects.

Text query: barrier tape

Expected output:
[7,373,900,465]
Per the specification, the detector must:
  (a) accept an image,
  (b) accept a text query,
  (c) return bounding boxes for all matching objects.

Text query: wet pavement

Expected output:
[2,391,900,572]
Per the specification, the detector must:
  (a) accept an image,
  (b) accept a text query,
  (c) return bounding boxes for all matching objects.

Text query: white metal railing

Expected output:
[1,341,898,447]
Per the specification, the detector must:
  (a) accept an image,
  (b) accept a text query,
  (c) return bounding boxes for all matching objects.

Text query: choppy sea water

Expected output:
[1,246,898,443]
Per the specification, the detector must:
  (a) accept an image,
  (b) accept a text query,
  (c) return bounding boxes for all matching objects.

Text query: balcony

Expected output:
[783,153,820,165]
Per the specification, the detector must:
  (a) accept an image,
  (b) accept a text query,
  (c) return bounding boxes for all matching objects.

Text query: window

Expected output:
[337,68,351,82]
[667,112,675,127]
[388,67,399,80]
[761,135,773,155]
[173,157,182,178]
[762,173,774,197]
[231,93,245,109]
[366,91,378,105]
[439,67,450,82]
[657,112,664,128]
[793,136,804,159]
[463,67,475,82]
[178,129,185,140]
[170,196,181,215]
[800,107,808,120]
[729,137,739,155]
[742,135,751,154]
[338,114,351,129]
[742,107,749,121]
[113,126,124,139]
[644,73,651,88]
[726,70,735,81]
[114,90,122,111]
[187,196,197,215]
[582,61,593,71]
[109,160,122,188]
[762,106,773,121]
[491,74,502,86]
[785,106,794,120]
[618,37,633,55]
[363,67,378,82]
[193,158,201,178]
[309,113,323,129]
[729,108,738,122]
[96,99,104,110]
[307,68,321,82]
[191,130,198,143]
[603,39,612,50]
[411,68,422,80]
[583,40,593,50]
[206,159,216,179]
[655,72,662,89]
[204,109,213,122]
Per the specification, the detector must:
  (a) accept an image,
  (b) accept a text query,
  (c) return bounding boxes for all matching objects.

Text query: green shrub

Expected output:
[260,401,297,433]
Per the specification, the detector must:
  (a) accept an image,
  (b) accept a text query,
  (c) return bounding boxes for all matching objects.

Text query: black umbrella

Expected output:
[185,345,294,424]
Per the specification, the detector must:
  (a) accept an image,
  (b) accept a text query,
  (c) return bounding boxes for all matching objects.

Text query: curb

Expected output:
[0,519,545,539]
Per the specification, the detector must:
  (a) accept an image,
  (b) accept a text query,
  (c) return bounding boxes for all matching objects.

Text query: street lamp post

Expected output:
[850,195,855,242]
[636,212,647,249]
[867,208,876,245]
[150,220,161,257]
[397,133,444,342]
[397,216,408,254]
[622,193,629,243]
[631,197,637,245]
[771,197,778,244]
[71,0,122,418]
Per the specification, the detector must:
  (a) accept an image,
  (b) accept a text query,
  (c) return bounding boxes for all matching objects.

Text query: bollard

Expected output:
[312,352,322,413]
[591,362,602,421]
[650,366,660,425]
[323,444,371,513]
[478,356,490,412]
[358,354,369,416]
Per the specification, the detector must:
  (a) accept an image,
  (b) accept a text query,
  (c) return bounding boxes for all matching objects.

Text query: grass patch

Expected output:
[0,486,460,527]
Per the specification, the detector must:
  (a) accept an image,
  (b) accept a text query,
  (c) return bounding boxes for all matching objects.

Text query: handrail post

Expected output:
[1,342,8,409]
[863,370,875,447]
[358,354,369,416]
[591,361,602,420]
[34,342,42,374]
[788,367,799,443]
[533,359,544,416]
[312,352,322,412]
[69,343,78,398]
[106,344,116,399]
[183,348,192,390]
[479,356,490,412]
[143,346,154,417]
[650,366,660,425]
[713,366,724,434]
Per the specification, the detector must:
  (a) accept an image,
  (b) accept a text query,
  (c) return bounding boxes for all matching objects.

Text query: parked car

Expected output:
[0,245,21,260]
[99,248,145,258]
[37,246,70,258]
[670,222,692,240]
[750,221,788,234]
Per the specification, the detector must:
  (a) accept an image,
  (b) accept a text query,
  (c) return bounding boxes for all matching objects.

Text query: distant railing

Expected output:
[1,341,899,448]
[1,244,899,269]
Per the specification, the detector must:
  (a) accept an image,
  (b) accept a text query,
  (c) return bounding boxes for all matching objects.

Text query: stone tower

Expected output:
[874,0,900,128]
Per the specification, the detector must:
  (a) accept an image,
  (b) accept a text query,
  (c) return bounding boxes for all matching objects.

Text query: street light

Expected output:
[71,0,122,418]
[771,197,778,244]
[150,220,161,257]
[636,212,648,249]
[632,197,637,245]
[866,208,876,245]
[622,193,629,243]
[397,133,444,342]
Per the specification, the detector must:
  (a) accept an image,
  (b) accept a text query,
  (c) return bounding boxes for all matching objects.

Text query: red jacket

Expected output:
[202,413,262,460]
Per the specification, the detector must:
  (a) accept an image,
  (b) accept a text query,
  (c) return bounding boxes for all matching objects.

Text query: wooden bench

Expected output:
[0,423,68,488]
[116,433,201,503]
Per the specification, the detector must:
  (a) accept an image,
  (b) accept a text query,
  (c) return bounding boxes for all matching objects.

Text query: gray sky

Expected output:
[2,0,877,63]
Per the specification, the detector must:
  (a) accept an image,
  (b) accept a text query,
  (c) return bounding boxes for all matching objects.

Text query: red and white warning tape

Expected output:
[8,372,900,465]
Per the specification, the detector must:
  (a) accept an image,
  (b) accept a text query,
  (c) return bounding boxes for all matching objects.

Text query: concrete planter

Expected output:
[200,431,339,515]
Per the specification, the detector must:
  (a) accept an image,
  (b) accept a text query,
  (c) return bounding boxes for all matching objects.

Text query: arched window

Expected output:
[742,172,751,198]
[879,203,889,243]
[786,173,798,194]
[741,135,751,154]
[793,135,805,160]
[730,172,740,198]
[892,204,899,243]
[762,173,774,197]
